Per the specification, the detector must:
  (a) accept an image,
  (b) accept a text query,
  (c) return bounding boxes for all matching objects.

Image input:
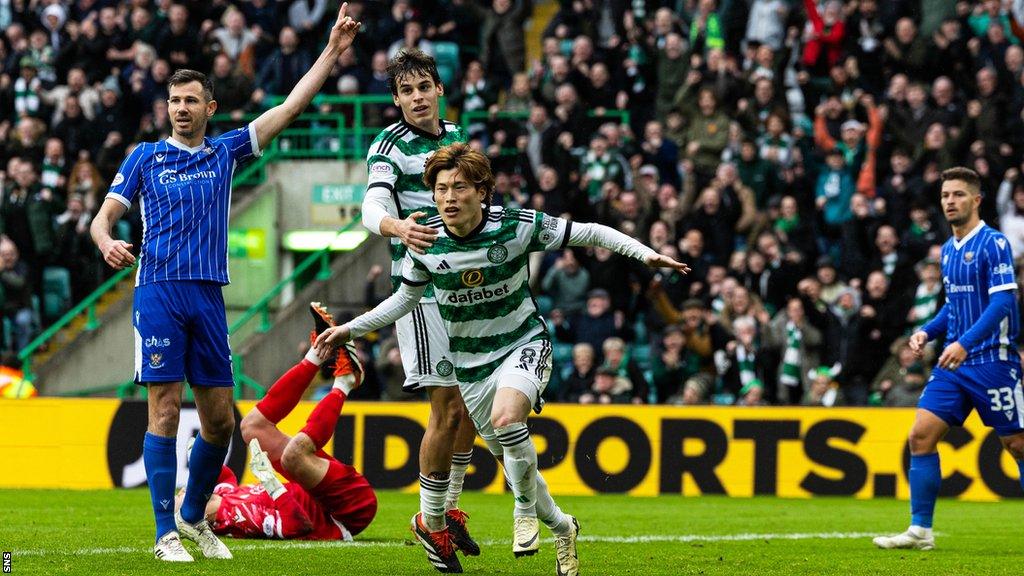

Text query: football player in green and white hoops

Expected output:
[320,143,689,575]
[358,49,480,567]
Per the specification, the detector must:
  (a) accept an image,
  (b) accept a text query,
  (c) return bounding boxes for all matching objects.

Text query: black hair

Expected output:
[386,49,442,96]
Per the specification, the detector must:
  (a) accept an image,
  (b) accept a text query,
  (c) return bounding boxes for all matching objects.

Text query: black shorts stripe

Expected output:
[419,306,432,374]
[412,305,427,375]
[558,221,573,249]
[536,340,552,380]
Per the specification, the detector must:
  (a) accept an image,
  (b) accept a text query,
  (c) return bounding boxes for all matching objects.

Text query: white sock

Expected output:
[909,525,933,538]
[446,450,472,511]
[333,374,356,395]
[304,348,323,366]
[496,423,537,517]
[535,472,572,535]
[419,473,449,531]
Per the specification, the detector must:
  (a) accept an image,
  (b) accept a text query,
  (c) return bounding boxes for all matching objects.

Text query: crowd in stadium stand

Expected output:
[4,0,1024,406]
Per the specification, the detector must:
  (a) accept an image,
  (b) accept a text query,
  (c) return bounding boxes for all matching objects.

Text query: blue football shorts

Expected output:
[132,281,233,387]
[918,358,1024,437]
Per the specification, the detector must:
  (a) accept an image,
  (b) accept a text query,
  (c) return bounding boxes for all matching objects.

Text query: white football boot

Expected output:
[176,511,233,559]
[872,527,935,550]
[554,516,580,576]
[513,516,541,557]
[153,531,193,562]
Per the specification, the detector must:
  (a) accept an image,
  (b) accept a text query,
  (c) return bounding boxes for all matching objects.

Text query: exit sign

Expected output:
[312,184,364,205]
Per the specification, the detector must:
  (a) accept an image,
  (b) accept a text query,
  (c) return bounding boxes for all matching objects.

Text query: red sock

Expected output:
[299,389,346,450]
[255,360,320,424]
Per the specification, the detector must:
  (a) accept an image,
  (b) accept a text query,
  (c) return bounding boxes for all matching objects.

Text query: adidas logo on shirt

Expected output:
[437,260,452,271]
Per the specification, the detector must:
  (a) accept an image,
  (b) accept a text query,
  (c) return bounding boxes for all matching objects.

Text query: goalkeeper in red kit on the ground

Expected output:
[176,303,377,540]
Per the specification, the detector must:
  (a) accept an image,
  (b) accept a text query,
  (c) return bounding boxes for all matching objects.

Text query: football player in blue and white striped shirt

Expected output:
[89,5,361,563]
[874,167,1024,551]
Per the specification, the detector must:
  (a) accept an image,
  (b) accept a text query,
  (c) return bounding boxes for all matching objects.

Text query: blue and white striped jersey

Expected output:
[106,125,261,286]
[941,221,1019,365]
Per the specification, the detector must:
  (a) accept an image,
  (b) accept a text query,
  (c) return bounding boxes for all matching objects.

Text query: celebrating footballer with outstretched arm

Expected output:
[318,143,689,575]
[874,167,1024,551]
[89,5,360,563]
[358,49,482,565]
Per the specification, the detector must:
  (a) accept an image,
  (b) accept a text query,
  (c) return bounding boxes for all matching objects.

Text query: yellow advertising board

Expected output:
[1,399,1020,501]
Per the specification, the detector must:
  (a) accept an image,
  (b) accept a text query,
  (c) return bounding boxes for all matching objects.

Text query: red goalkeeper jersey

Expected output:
[211,481,347,541]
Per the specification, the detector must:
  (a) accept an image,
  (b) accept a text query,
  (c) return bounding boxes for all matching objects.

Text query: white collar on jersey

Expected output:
[165,136,208,154]
[952,220,985,250]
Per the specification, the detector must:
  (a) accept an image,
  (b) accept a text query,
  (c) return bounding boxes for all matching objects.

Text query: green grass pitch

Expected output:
[2,489,1022,575]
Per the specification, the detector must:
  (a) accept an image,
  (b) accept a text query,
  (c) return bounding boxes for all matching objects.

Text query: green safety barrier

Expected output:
[19,264,137,383]
[460,109,630,127]
[209,95,451,160]
[37,94,613,398]
[47,220,363,401]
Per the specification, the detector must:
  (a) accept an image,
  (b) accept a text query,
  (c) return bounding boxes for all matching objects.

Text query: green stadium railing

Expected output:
[460,108,631,128]
[27,94,462,397]
[18,264,137,383]
[210,94,450,160]
[46,220,364,400]
[223,218,365,400]
[460,109,631,155]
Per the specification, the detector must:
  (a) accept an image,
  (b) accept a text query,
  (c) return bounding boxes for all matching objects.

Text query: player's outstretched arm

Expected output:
[252,3,359,149]
[315,280,426,354]
[642,252,691,274]
[90,198,134,270]
[565,220,690,274]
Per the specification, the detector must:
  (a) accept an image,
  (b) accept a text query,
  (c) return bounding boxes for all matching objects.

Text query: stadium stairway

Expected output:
[31,182,290,395]
[232,235,389,397]
[29,272,135,370]
[32,163,391,397]
[526,0,558,65]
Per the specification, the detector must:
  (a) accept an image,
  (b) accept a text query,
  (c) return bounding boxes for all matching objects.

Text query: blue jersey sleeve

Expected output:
[215,123,262,164]
[105,143,148,207]
[984,233,1017,295]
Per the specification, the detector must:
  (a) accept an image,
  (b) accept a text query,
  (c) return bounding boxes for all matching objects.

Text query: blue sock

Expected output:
[909,453,941,529]
[180,434,229,524]
[1017,460,1024,494]
[143,432,178,542]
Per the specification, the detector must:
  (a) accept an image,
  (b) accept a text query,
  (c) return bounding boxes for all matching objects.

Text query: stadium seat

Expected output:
[535,295,553,316]
[631,344,652,370]
[115,220,131,242]
[42,267,72,322]
[632,312,647,342]
[2,318,11,352]
[712,393,736,405]
[434,42,460,87]
[552,342,573,367]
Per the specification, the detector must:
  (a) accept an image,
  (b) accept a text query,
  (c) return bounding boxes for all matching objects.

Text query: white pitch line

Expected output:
[12,531,881,557]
